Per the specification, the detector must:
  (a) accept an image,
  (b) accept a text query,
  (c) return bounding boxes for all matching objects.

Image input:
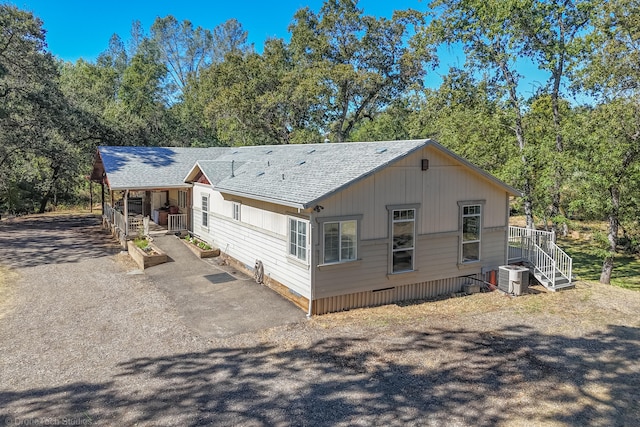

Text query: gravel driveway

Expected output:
[1,214,639,426]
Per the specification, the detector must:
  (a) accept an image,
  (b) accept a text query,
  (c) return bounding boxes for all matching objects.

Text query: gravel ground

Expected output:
[1,214,639,426]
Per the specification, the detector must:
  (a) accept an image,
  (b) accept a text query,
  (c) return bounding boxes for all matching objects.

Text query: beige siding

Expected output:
[313,145,510,300]
[313,229,506,299]
[319,145,508,241]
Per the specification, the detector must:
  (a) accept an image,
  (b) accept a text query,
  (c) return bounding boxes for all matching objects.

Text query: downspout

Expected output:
[505,193,511,265]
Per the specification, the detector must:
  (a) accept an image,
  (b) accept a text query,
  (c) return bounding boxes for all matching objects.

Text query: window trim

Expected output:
[178,190,188,209]
[201,195,209,229]
[288,217,309,264]
[317,215,362,266]
[458,200,485,264]
[232,202,241,221]
[387,204,420,274]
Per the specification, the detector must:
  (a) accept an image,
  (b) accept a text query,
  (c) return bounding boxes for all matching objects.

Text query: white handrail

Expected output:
[508,226,572,287]
[168,213,187,232]
[529,242,557,286]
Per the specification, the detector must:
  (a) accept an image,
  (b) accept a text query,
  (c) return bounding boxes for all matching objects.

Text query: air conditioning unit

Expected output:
[498,265,529,296]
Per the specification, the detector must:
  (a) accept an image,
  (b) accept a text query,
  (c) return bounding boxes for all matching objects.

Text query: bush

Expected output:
[184,234,212,251]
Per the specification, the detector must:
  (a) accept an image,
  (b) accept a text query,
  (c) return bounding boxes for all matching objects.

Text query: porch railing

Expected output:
[128,216,144,235]
[508,226,572,288]
[103,201,146,237]
[168,213,187,232]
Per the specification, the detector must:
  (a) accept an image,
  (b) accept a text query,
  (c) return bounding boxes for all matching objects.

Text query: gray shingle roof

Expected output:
[204,140,429,208]
[98,146,226,190]
[99,140,520,208]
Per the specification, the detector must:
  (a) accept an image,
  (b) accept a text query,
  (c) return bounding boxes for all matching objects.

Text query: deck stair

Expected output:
[508,226,574,291]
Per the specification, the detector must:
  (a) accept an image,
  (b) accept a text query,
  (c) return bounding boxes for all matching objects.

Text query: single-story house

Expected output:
[91,139,571,315]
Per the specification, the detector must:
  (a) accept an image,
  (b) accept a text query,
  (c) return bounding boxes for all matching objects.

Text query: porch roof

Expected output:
[95,146,226,191]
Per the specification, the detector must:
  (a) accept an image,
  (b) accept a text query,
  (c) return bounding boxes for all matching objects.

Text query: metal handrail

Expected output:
[508,226,572,287]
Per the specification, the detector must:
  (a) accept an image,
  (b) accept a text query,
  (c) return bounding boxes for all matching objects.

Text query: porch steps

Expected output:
[532,269,574,292]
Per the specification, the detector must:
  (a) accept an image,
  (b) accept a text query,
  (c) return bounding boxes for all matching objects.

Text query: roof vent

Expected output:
[375,148,387,154]
[257,172,265,177]
[232,150,239,154]
[266,150,273,154]
[298,160,306,166]
[307,149,316,154]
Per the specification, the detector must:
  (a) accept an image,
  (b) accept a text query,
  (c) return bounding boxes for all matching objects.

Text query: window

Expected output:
[461,204,482,263]
[323,220,357,264]
[391,208,416,273]
[232,202,241,221]
[289,218,308,262]
[178,190,187,209]
[201,195,209,228]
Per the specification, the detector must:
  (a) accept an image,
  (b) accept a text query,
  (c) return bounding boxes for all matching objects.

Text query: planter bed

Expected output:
[181,237,220,258]
[127,240,168,269]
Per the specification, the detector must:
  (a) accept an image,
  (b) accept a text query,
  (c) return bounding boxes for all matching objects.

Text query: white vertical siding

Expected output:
[191,184,311,299]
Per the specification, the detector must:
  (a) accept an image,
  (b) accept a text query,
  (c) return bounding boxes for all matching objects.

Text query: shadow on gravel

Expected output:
[0,215,120,269]
[1,324,638,425]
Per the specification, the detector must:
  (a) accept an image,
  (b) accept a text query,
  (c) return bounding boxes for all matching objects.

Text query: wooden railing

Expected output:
[508,226,572,288]
[104,202,146,237]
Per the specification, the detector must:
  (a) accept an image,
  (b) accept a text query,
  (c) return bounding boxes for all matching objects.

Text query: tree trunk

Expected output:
[600,186,620,284]
[498,57,534,229]
[549,63,565,235]
[38,164,60,214]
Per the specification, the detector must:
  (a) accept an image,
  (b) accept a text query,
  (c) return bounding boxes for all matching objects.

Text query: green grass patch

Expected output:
[558,236,640,291]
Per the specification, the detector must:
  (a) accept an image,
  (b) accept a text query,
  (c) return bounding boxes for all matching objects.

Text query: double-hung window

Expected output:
[201,195,209,228]
[460,203,482,263]
[178,190,188,209]
[232,202,241,221]
[391,208,416,273]
[323,220,357,264]
[289,218,308,262]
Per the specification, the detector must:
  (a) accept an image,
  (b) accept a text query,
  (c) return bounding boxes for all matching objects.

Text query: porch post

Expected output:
[101,181,105,216]
[124,189,129,237]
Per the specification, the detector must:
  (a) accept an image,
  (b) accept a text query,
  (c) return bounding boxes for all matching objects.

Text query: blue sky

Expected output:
[13,0,556,99]
[15,0,426,61]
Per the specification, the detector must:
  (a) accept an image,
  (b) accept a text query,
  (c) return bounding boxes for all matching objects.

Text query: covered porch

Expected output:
[100,189,190,244]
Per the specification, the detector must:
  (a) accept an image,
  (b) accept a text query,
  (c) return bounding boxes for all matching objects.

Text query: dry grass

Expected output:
[249,281,640,426]
[309,280,639,334]
[0,266,18,321]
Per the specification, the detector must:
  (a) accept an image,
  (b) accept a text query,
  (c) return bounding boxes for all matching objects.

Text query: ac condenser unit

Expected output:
[498,265,529,296]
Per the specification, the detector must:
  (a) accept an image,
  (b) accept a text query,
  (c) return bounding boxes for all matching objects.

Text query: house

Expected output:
[91,139,572,315]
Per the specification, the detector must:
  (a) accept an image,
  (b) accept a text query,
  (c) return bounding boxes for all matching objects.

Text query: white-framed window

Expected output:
[323,220,357,264]
[178,190,188,209]
[201,195,209,228]
[288,217,308,262]
[460,202,482,263]
[232,202,241,221]
[391,208,416,273]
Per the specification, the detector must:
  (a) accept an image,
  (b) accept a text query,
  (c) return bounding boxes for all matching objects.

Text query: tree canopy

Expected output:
[1,0,640,283]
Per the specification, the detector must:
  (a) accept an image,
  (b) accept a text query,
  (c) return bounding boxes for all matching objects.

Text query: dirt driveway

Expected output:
[1,214,639,426]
